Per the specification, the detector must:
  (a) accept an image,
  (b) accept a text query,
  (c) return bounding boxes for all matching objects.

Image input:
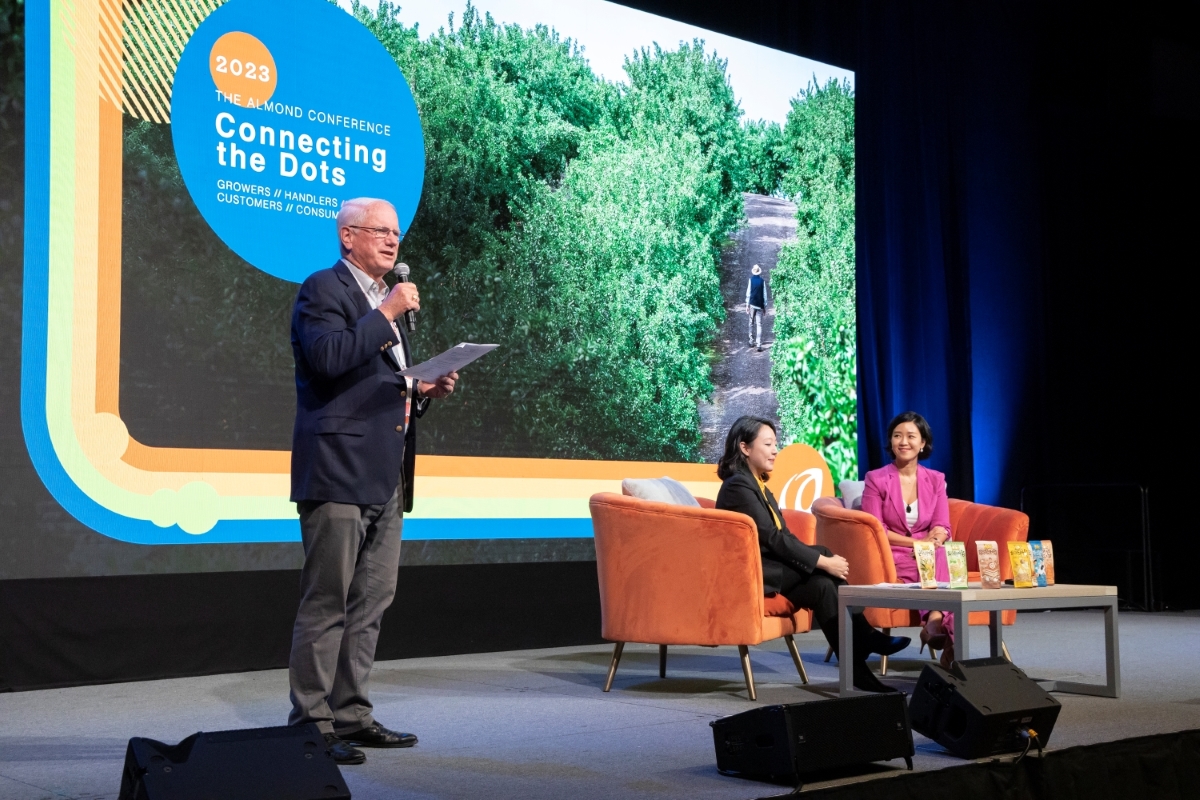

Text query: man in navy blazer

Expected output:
[287,197,456,765]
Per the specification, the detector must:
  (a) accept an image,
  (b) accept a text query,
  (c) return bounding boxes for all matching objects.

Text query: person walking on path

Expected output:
[745,264,770,352]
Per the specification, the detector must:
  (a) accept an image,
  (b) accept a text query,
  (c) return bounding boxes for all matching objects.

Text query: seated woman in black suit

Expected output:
[715,415,909,693]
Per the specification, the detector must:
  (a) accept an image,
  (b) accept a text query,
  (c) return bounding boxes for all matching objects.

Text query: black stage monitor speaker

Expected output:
[117,724,350,800]
[710,693,914,783]
[909,657,1061,760]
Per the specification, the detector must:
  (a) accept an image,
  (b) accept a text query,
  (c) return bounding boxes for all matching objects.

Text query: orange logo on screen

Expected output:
[209,32,277,108]
[772,444,835,512]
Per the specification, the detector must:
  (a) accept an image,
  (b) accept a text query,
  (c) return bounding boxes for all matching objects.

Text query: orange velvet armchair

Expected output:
[811,497,1029,672]
[590,492,816,700]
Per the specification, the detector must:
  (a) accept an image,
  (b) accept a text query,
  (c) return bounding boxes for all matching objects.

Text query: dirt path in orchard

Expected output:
[698,193,797,463]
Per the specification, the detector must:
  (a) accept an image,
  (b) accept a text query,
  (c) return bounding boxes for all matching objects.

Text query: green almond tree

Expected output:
[352,2,741,460]
[741,119,786,196]
[769,77,857,482]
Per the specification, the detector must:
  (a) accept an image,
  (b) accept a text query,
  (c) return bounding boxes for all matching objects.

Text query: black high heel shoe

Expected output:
[919,626,948,655]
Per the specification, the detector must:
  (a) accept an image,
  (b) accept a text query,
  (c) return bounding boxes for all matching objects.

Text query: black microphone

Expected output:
[392,262,417,332]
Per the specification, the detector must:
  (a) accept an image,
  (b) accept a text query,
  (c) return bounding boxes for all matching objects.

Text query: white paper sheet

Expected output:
[399,343,498,382]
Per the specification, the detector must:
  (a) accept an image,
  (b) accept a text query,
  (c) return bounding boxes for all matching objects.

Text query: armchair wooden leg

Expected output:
[737,645,757,701]
[603,642,625,692]
[659,644,667,679]
[784,635,809,684]
[880,629,890,676]
[1002,641,1013,662]
[824,646,834,663]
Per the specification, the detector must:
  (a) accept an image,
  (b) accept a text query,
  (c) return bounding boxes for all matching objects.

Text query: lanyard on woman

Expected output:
[754,474,783,531]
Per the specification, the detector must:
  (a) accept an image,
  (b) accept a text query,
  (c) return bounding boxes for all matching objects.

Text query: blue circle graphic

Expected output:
[171,0,424,283]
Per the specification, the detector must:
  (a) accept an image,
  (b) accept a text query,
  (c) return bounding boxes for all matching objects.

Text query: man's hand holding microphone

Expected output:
[378,268,458,399]
[379,279,420,325]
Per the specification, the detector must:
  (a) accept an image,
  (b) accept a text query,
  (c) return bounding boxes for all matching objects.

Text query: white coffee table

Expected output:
[837,583,1120,698]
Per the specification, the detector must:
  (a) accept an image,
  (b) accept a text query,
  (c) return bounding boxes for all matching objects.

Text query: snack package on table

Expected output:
[1041,540,1056,585]
[1030,541,1048,587]
[914,540,938,589]
[976,541,1002,589]
[945,541,968,589]
[1008,541,1035,588]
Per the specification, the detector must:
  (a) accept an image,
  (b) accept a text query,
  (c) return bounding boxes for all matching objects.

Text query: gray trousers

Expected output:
[748,306,764,346]
[288,484,403,735]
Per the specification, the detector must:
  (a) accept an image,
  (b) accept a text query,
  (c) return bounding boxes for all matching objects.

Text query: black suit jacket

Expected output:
[715,466,828,594]
[290,261,427,510]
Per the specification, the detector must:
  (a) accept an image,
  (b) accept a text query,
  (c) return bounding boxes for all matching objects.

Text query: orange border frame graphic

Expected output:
[21,0,833,545]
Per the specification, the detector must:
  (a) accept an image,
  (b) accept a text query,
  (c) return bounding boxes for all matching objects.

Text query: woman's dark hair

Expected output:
[717,416,777,481]
[886,411,934,460]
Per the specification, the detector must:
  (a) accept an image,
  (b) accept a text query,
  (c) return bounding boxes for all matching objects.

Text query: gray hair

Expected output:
[336,198,397,255]
[336,197,396,231]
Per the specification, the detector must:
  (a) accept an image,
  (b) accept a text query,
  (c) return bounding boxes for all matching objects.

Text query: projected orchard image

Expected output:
[121,0,856,481]
[20,0,854,557]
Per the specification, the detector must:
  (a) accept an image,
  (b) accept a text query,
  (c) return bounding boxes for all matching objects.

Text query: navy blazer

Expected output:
[715,466,829,594]
[290,261,426,509]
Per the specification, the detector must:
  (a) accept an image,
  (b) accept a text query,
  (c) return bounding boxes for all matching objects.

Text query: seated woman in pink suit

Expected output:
[861,411,956,668]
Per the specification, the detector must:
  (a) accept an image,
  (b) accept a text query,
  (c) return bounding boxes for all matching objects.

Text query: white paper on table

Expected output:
[399,343,498,383]
[871,582,953,589]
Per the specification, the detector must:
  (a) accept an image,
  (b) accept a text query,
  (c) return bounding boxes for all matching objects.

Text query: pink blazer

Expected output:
[861,463,951,538]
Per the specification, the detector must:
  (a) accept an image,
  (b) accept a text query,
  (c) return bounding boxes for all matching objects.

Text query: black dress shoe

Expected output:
[852,660,900,694]
[339,722,418,748]
[869,634,912,657]
[323,733,366,765]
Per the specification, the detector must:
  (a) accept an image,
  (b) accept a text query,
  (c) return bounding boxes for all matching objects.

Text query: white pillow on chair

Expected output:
[621,477,701,507]
[838,480,866,510]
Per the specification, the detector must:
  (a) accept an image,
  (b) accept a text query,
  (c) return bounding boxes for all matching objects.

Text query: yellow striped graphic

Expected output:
[111,0,226,123]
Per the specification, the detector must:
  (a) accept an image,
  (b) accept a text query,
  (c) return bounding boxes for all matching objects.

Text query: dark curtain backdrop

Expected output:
[852,1,1194,608]
[855,2,977,499]
[855,2,1042,506]
[854,1,1195,607]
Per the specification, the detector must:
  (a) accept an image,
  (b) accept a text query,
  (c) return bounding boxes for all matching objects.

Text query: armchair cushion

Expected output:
[780,509,817,546]
[621,477,701,507]
[763,593,797,617]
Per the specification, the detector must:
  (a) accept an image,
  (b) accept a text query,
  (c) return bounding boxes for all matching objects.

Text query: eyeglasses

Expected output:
[348,225,404,241]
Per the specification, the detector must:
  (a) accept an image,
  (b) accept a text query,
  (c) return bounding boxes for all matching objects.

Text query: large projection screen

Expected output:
[11,0,856,578]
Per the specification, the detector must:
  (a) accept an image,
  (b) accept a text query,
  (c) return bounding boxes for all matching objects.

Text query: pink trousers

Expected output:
[891,541,955,644]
